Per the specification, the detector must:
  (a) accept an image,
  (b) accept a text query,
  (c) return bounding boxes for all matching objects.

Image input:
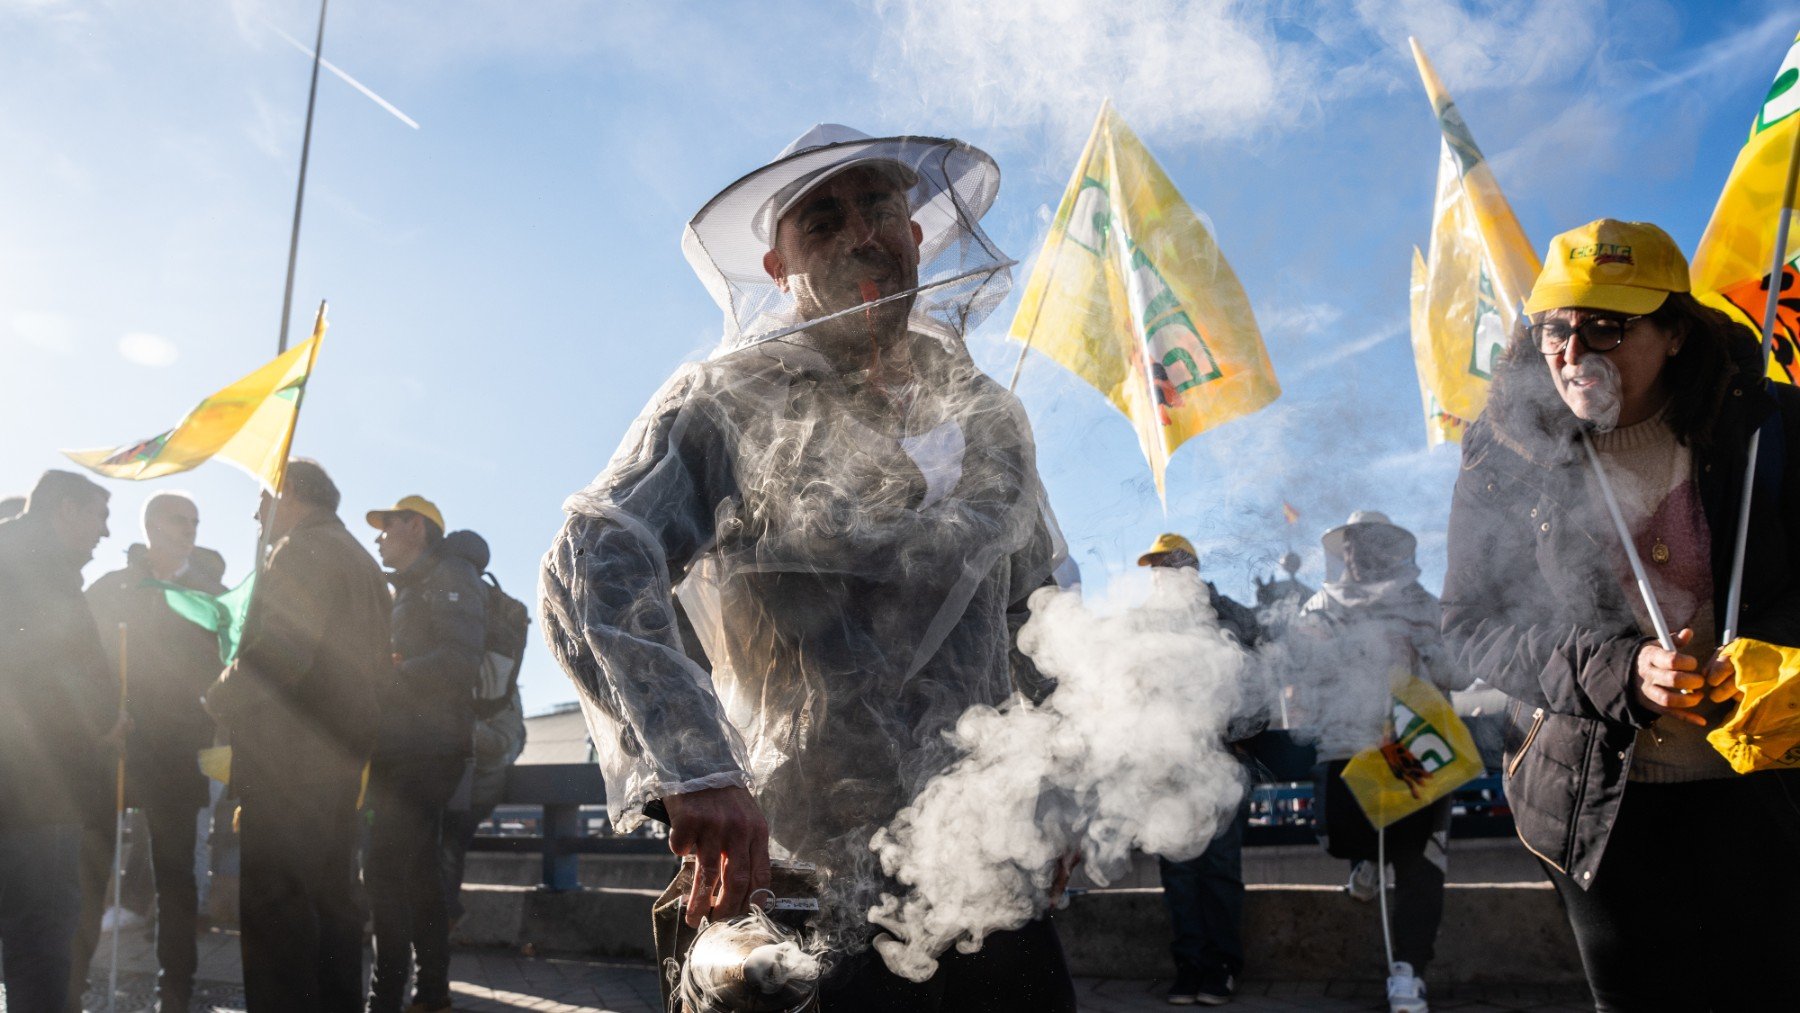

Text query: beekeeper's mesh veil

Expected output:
[681,124,1012,352]
[540,126,1063,943]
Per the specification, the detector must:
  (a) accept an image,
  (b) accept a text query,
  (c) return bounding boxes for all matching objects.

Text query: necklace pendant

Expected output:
[1651,538,1670,565]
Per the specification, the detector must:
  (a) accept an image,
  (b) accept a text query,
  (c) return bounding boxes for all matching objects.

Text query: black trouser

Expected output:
[1317,760,1450,975]
[0,822,83,1013]
[1158,795,1248,977]
[1543,772,1800,1012]
[366,756,465,1013]
[238,780,365,1013]
[440,799,495,922]
[68,804,202,1008]
[818,918,1078,1012]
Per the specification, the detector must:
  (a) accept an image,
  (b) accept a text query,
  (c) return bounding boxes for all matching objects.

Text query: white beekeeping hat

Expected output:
[681,124,1012,353]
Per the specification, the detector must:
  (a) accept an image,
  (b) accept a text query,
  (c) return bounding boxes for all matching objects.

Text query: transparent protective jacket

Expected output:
[540,332,1063,865]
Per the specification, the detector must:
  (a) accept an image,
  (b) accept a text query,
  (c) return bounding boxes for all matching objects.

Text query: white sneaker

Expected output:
[1346,860,1379,902]
[1387,961,1428,1013]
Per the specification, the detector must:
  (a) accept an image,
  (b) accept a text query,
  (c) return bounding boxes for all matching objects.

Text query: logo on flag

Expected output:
[1010,102,1279,497]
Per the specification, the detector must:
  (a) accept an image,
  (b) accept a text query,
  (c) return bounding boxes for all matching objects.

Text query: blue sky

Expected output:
[2,0,1793,714]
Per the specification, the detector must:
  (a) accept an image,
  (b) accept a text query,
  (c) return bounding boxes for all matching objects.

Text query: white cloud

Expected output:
[1259,301,1345,340]
[873,0,1313,148]
[12,310,75,354]
[1348,0,1611,96]
[118,331,180,367]
[1292,317,1405,376]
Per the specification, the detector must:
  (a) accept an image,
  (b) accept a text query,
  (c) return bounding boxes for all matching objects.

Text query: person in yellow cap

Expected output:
[1442,219,1800,1009]
[363,495,487,1013]
[1137,534,1260,1006]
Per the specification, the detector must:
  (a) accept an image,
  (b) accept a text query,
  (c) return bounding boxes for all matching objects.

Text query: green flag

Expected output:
[158,572,256,664]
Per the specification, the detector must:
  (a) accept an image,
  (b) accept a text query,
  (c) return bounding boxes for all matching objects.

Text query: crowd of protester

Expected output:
[0,466,526,1012]
[0,116,1794,1013]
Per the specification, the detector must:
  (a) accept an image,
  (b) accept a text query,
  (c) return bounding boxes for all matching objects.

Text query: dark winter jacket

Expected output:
[86,544,228,809]
[376,537,486,762]
[0,514,117,828]
[206,512,391,797]
[1443,327,1800,886]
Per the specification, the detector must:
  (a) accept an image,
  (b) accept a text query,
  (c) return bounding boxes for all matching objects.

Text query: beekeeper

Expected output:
[540,125,1074,1010]
[1291,510,1466,1013]
[1442,219,1800,1009]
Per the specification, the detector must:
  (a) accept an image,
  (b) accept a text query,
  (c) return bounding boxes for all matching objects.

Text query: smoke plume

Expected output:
[866,566,1260,981]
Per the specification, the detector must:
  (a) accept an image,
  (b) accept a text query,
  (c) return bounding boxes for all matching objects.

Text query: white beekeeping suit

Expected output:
[538,126,1065,901]
[1286,511,1470,761]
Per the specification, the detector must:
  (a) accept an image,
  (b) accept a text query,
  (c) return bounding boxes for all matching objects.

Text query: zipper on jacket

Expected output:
[1502,706,1570,875]
[1507,707,1546,778]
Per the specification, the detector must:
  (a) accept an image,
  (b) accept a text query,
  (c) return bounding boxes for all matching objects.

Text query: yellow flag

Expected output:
[1408,39,1541,441]
[1340,670,1484,829]
[1010,102,1279,497]
[1691,30,1800,385]
[1707,637,1800,774]
[1411,247,1471,446]
[66,307,326,490]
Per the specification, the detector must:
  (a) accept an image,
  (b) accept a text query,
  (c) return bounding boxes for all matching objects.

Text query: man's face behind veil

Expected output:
[762,166,925,345]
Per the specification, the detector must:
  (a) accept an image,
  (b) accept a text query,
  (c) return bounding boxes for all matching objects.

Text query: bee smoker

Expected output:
[675,860,825,1013]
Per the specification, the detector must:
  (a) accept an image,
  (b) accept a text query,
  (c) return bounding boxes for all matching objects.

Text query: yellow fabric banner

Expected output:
[65,309,326,491]
[1408,39,1541,443]
[1341,670,1484,830]
[1691,30,1800,385]
[1009,102,1279,497]
[1707,637,1800,774]
[1411,247,1470,446]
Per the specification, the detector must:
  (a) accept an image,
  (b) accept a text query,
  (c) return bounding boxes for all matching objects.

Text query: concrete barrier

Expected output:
[1056,883,1583,984]
[452,880,1583,985]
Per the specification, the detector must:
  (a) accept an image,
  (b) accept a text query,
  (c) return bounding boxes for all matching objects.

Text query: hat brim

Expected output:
[682,135,1000,290]
[1321,521,1416,561]
[366,509,402,530]
[1524,282,1671,317]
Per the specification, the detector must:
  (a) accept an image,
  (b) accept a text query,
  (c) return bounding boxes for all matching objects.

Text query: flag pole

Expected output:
[106,623,128,1013]
[277,0,329,355]
[1009,99,1111,394]
[253,301,327,575]
[1721,123,1800,646]
[1581,434,1676,651]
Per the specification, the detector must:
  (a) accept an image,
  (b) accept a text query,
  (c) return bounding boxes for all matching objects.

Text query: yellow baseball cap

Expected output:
[1524,219,1689,316]
[366,495,445,533]
[1137,532,1197,567]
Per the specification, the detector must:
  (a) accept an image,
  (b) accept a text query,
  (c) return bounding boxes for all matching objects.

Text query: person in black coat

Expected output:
[0,471,119,1012]
[1442,220,1800,1011]
[72,492,228,1011]
[206,460,392,1013]
[364,495,485,1013]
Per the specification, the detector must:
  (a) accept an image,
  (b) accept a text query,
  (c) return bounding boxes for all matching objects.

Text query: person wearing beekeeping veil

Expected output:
[1292,511,1468,1013]
[540,124,1073,1010]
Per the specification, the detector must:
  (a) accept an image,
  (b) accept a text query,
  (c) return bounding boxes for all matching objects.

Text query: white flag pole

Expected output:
[1581,434,1676,652]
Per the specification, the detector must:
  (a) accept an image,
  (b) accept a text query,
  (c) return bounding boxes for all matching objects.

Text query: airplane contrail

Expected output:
[269,23,421,130]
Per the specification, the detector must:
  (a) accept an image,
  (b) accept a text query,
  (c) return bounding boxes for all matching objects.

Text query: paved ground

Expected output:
[37,928,1592,1012]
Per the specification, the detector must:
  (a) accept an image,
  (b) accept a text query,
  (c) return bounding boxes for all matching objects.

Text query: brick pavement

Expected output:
[24,928,1593,1012]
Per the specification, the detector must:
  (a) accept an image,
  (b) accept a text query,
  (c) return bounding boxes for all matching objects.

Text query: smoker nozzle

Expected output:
[679,910,821,1013]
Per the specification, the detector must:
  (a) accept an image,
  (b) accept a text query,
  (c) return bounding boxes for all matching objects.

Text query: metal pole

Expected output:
[1581,434,1675,651]
[277,0,329,354]
[106,623,128,1013]
[1722,123,1800,645]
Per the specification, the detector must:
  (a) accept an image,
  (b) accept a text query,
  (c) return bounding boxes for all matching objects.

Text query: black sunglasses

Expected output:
[1530,314,1646,355]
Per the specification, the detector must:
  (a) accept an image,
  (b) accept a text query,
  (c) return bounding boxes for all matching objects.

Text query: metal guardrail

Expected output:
[473,728,1516,891]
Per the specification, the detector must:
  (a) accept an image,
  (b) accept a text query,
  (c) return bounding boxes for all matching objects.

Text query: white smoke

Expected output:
[866,566,1259,981]
[1560,353,1623,432]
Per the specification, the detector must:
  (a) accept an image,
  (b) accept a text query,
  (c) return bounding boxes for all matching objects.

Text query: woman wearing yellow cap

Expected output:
[1442,219,1800,1009]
